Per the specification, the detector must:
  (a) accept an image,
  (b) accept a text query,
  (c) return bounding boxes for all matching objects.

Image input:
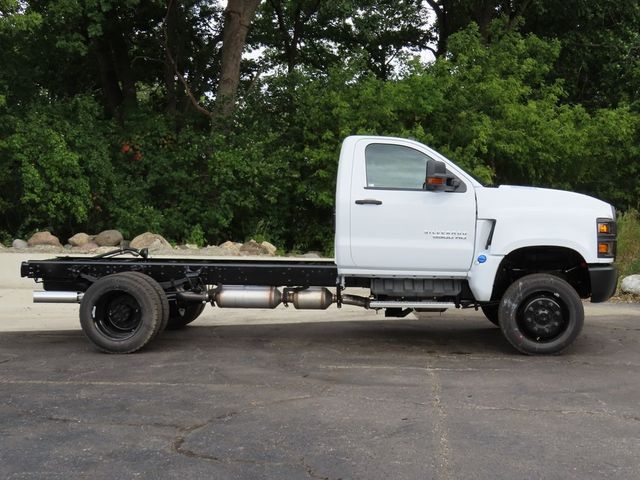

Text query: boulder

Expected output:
[94,229,123,247]
[12,239,28,249]
[620,275,640,295]
[27,231,62,248]
[260,241,277,256]
[219,241,242,256]
[68,232,93,247]
[130,232,172,252]
[239,239,272,256]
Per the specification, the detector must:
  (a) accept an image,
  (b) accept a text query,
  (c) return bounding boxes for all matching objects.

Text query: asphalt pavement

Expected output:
[1,252,639,479]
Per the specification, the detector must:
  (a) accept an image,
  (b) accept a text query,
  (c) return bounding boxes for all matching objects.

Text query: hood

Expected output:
[476,185,614,220]
[474,185,615,262]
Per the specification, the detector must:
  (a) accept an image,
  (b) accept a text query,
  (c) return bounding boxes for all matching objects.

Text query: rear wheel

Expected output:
[166,302,206,329]
[79,273,164,353]
[118,272,169,332]
[499,273,584,355]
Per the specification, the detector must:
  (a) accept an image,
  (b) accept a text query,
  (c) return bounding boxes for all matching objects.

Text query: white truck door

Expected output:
[349,139,477,274]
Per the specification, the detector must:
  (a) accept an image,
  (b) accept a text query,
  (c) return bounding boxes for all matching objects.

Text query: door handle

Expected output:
[355,199,383,205]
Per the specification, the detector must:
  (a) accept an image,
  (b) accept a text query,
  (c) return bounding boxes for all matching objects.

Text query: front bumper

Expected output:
[589,264,618,303]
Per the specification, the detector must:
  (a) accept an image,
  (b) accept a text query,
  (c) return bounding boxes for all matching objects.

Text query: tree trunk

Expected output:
[93,37,124,118]
[215,0,261,119]
[164,0,179,114]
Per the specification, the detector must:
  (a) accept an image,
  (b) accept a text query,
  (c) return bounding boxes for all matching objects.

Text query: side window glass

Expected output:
[365,144,428,190]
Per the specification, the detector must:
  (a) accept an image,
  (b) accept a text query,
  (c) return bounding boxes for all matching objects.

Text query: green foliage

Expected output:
[521,0,640,108]
[0,6,638,254]
[617,210,640,278]
[186,224,206,247]
[0,110,91,236]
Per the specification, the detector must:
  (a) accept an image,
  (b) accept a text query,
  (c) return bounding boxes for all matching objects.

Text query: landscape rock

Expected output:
[620,275,640,295]
[219,241,242,256]
[68,232,93,247]
[239,239,273,256]
[130,232,172,252]
[27,231,62,248]
[94,229,123,247]
[260,241,277,256]
[12,239,28,249]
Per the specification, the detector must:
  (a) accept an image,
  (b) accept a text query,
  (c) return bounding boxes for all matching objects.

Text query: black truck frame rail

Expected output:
[20,253,361,293]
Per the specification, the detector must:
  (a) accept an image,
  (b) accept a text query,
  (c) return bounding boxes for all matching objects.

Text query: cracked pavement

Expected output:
[1,301,639,479]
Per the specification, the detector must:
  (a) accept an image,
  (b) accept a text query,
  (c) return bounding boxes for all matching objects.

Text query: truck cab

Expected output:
[335,135,617,353]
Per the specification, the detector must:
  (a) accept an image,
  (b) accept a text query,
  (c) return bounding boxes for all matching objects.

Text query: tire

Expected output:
[118,272,169,332]
[480,304,500,326]
[79,273,164,353]
[166,302,206,329]
[499,273,584,355]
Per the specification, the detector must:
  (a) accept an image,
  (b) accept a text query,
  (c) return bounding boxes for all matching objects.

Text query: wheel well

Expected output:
[491,246,590,301]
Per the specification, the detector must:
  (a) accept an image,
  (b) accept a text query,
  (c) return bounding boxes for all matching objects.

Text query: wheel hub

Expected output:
[94,292,142,339]
[520,296,565,340]
[107,301,138,330]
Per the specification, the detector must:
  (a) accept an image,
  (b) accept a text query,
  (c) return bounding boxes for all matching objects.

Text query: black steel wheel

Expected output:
[480,304,500,326]
[118,271,169,332]
[499,273,584,355]
[166,302,206,329]
[79,273,164,353]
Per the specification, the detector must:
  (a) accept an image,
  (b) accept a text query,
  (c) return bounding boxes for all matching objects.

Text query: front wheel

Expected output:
[499,273,584,355]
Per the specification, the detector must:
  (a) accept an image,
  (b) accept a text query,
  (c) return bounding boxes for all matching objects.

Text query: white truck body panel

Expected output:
[335,135,615,302]
[336,136,481,277]
[475,185,614,264]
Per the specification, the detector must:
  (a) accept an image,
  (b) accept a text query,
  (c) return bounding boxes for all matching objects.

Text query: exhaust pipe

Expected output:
[33,291,84,303]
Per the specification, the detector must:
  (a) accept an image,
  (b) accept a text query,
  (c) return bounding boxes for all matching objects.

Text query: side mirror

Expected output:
[424,160,459,192]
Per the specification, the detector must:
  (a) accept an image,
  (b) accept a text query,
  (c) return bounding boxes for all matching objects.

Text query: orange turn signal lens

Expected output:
[426,177,445,185]
[598,242,610,254]
[598,223,610,234]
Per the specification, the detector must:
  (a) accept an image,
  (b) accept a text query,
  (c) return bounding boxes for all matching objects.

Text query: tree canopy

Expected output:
[0,0,638,251]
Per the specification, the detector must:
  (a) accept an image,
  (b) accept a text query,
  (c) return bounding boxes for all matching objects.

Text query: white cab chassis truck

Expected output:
[21,136,618,355]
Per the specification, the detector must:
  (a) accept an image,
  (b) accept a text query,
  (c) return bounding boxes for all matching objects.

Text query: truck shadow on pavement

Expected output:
[2,314,628,359]
[0,318,524,358]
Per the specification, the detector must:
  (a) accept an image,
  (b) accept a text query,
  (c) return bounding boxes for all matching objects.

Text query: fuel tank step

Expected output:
[368,301,456,309]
